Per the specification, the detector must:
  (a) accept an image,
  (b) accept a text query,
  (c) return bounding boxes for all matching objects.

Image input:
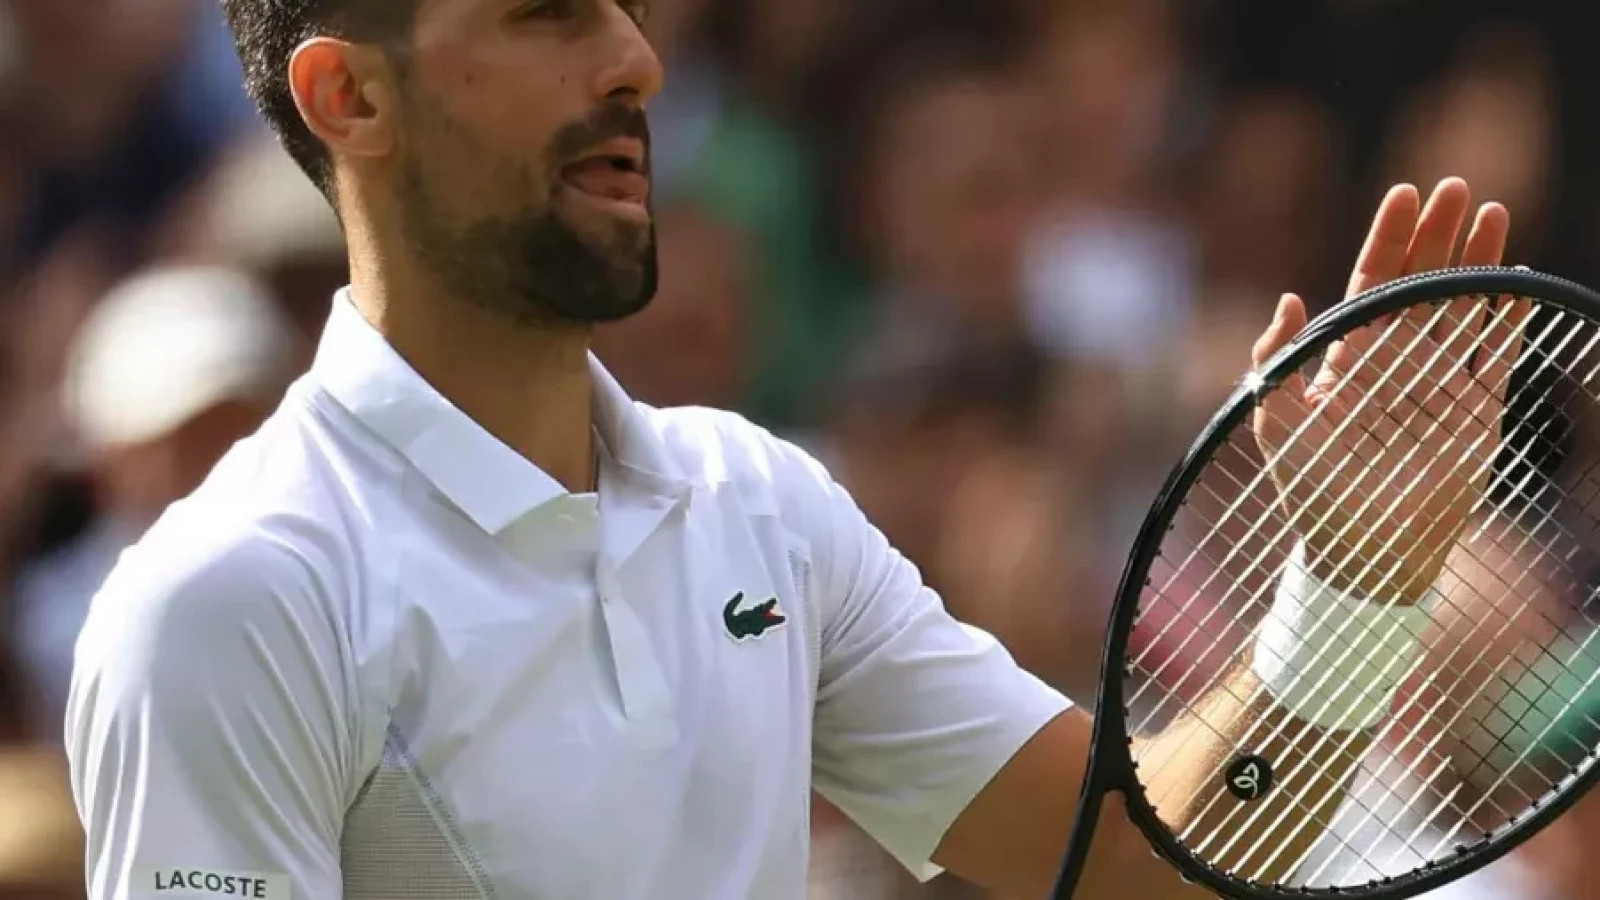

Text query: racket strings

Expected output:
[1139,301,1536,826]
[1143,520,1543,850]
[1148,297,1503,610]
[1216,321,1593,871]
[1141,299,1554,740]
[1248,305,1600,762]
[1449,617,1600,784]
[1135,466,1560,746]
[1130,300,1542,717]
[1197,305,1586,862]
[1136,299,1539,749]
[1126,295,1600,887]
[1405,650,1600,882]
[1145,303,1545,871]
[1310,619,1599,883]
[1178,432,1540,868]
[1430,633,1600,822]
[1162,410,1590,765]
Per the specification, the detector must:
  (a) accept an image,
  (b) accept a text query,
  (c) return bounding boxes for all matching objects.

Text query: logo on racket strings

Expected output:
[1224,754,1274,801]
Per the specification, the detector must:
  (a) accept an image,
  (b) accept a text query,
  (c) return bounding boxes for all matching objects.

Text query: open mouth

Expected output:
[560,139,650,208]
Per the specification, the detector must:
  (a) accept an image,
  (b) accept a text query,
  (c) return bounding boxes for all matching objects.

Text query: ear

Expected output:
[287,37,402,165]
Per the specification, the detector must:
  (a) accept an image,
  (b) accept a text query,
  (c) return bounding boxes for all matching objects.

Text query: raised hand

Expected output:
[1249,178,1531,602]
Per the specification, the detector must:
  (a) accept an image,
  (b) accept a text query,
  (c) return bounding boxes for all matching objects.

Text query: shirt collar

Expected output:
[310,289,692,534]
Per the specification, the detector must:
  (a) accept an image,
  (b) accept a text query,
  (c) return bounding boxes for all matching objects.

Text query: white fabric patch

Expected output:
[136,867,291,899]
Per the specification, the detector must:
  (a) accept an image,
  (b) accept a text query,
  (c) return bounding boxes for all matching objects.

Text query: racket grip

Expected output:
[1251,541,1436,731]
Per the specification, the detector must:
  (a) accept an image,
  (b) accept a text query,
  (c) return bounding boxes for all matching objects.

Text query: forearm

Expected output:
[1137,663,1370,883]
[1062,666,1368,900]
[1078,562,1399,900]
[939,667,1367,900]
[942,553,1418,899]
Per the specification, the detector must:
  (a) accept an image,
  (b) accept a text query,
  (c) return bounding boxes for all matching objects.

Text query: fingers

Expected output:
[1337,185,1422,369]
[1436,298,1486,375]
[1477,296,1534,407]
[1251,295,1312,445]
[1400,179,1474,341]
[1459,202,1510,269]
[1438,203,1514,392]
[1458,202,1521,409]
[1441,201,1512,353]
[1347,184,1423,298]
[1403,178,1474,276]
[1325,180,1510,408]
[1251,293,1309,371]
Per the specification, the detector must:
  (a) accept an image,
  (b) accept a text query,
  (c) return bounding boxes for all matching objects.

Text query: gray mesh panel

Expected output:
[787,542,819,697]
[341,728,496,899]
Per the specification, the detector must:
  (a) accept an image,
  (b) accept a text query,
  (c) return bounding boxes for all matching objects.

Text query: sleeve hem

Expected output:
[898,679,1074,882]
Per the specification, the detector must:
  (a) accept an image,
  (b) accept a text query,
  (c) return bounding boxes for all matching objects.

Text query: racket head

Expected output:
[1055,267,1600,900]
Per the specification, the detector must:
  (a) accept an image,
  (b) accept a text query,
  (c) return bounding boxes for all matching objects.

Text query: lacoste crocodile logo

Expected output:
[723,592,786,641]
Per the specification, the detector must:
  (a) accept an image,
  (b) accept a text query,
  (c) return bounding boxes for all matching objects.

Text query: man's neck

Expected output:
[348,269,598,496]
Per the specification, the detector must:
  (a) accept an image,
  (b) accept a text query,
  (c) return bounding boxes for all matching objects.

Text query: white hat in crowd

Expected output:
[65,265,294,450]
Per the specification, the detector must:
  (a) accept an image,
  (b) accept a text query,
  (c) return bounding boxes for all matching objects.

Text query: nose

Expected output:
[592,3,665,106]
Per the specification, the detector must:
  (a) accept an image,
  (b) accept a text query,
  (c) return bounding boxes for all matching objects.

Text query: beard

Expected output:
[395,103,658,328]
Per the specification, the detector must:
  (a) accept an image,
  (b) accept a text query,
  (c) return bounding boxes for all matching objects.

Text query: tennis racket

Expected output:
[1051,266,1600,899]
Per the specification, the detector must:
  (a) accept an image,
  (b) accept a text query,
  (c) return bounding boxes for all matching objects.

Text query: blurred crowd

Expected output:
[3,0,1600,897]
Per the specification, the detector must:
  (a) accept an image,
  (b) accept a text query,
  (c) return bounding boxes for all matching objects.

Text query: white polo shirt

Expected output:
[65,292,1070,900]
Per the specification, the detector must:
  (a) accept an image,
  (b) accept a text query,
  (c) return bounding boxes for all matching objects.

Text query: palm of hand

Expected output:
[1253,307,1520,602]
[1245,180,1527,603]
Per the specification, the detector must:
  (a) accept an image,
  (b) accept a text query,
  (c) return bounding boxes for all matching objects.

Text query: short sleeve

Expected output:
[64,523,353,900]
[788,444,1072,879]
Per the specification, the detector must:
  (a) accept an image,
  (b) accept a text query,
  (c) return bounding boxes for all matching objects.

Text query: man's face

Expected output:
[388,0,662,326]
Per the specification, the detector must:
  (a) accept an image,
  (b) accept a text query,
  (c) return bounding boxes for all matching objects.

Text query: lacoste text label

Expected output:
[139,867,290,899]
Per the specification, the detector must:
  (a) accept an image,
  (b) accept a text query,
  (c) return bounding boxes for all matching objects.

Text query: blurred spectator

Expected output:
[811,24,1048,501]
[817,346,1046,599]
[3,0,255,262]
[1019,0,1196,376]
[0,747,81,899]
[593,202,754,411]
[845,41,1040,363]
[154,131,348,365]
[13,265,293,736]
[664,0,864,428]
[935,442,1104,700]
[1016,1,1200,596]
[1025,0,1183,210]
[1190,89,1348,311]
[0,227,117,592]
[1380,21,1556,263]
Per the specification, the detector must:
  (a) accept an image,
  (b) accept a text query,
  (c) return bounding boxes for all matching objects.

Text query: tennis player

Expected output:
[64,1,1514,898]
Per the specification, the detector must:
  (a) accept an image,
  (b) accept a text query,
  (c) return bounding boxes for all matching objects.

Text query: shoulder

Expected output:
[79,508,340,672]
[79,398,362,672]
[639,404,841,516]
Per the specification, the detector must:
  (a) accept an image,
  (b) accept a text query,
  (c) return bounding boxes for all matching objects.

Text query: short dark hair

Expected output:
[220,0,418,203]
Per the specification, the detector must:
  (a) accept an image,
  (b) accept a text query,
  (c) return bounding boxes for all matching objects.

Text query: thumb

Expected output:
[1252,293,1310,399]
[1251,294,1311,446]
[1252,293,1309,370]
